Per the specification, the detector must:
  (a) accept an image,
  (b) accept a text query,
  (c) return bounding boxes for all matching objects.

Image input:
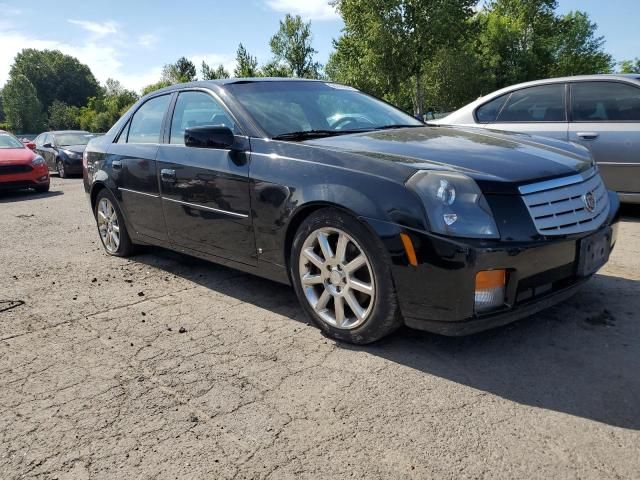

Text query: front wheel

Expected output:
[94,189,134,257]
[290,208,402,344]
[56,159,67,178]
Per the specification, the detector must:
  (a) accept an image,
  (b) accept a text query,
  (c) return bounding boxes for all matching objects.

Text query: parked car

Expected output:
[435,74,640,203]
[34,130,95,178]
[0,130,50,193]
[84,79,619,344]
[20,138,36,150]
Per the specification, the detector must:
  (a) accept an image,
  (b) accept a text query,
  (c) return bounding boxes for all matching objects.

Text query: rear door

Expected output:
[156,89,256,265]
[568,80,640,195]
[108,94,172,241]
[481,83,569,141]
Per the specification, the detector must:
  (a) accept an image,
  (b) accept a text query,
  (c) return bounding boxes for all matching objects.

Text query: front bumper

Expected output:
[61,156,83,175]
[0,164,49,191]
[365,191,620,336]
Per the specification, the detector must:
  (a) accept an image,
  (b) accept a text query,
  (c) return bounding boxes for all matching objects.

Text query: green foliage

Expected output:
[234,44,259,77]
[619,58,640,74]
[269,14,321,78]
[329,0,476,114]
[2,74,45,133]
[201,61,230,80]
[48,101,80,130]
[260,60,292,78]
[9,48,100,111]
[141,80,172,96]
[77,79,138,132]
[0,90,5,122]
[161,57,198,84]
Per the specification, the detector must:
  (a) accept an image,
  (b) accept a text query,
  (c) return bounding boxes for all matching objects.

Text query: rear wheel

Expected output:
[94,189,134,257]
[290,208,402,344]
[56,159,67,178]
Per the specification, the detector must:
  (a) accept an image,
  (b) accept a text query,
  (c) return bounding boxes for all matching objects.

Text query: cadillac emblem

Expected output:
[583,191,597,212]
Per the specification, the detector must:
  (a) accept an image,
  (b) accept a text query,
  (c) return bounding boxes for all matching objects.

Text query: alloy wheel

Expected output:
[57,161,65,177]
[96,197,121,254]
[298,227,375,330]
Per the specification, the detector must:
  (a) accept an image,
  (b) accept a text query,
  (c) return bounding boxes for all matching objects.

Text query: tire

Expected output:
[56,159,67,178]
[94,189,134,257]
[290,208,402,344]
[34,183,50,193]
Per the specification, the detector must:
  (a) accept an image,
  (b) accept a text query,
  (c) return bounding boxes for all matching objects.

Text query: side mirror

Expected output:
[26,142,36,150]
[185,125,235,150]
[42,142,53,149]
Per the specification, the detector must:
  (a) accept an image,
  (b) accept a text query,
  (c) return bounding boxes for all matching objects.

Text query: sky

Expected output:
[0,0,638,93]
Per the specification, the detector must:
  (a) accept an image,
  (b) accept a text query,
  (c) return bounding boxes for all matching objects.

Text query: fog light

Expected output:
[475,270,506,312]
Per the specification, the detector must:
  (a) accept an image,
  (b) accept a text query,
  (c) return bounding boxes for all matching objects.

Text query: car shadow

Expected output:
[0,189,63,203]
[620,203,640,222]
[135,248,640,430]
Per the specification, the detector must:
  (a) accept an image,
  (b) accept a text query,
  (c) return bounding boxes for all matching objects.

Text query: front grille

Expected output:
[0,164,32,175]
[519,168,609,236]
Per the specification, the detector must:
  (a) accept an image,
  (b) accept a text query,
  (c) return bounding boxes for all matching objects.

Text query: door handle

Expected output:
[576,132,599,140]
[112,160,122,169]
[160,168,176,183]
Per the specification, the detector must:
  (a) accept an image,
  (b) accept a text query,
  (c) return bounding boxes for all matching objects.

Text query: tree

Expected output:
[0,91,5,123]
[201,61,230,80]
[161,57,197,84]
[142,80,172,96]
[1,74,45,133]
[550,11,613,76]
[619,58,640,74]
[48,101,80,130]
[77,79,138,132]
[329,0,475,115]
[269,14,321,78]
[9,49,100,111]
[234,43,259,77]
[260,60,292,78]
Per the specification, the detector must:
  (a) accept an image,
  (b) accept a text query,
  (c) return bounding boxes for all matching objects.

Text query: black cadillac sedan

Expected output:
[83,79,620,344]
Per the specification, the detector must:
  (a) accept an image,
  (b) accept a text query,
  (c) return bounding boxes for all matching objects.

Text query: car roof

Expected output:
[147,77,327,96]
[483,74,640,98]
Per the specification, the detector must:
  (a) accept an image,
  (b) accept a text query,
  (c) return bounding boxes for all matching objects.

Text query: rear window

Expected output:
[475,94,508,123]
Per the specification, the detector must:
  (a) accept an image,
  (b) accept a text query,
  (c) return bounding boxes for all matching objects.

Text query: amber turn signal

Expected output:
[400,233,418,267]
[475,270,506,290]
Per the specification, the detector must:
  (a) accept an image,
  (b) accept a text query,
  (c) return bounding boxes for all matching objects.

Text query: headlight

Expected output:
[63,149,82,159]
[31,155,45,166]
[408,171,499,239]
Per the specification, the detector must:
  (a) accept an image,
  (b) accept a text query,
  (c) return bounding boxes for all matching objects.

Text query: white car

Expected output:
[435,74,640,203]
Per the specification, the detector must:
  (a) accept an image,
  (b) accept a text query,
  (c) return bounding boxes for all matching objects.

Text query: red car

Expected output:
[0,130,50,193]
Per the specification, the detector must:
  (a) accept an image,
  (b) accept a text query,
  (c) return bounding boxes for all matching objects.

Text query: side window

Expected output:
[127,95,171,144]
[475,94,508,123]
[35,134,45,147]
[170,91,236,144]
[116,120,130,144]
[42,133,51,146]
[496,84,566,122]
[572,82,640,122]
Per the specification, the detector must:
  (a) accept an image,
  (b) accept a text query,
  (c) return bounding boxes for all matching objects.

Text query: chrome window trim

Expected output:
[162,197,248,219]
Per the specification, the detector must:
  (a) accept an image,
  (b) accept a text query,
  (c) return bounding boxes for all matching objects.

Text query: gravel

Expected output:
[1,177,639,479]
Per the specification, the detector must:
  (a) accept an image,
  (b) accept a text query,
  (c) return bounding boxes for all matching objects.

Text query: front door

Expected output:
[568,81,640,195]
[109,94,172,241]
[157,90,256,265]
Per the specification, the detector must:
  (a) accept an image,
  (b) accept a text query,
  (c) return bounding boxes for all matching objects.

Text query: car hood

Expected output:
[59,144,88,154]
[0,147,34,164]
[305,126,593,192]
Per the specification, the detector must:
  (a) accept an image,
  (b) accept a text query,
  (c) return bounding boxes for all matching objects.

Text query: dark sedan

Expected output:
[84,79,619,344]
[34,130,95,178]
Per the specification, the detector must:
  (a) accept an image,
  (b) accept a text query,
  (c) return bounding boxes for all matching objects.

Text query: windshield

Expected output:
[226,81,422,138]
[56,132,94,146]
[0,133,25,149]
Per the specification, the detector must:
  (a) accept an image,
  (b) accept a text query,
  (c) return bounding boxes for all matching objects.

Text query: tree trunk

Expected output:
[414,74,424,118]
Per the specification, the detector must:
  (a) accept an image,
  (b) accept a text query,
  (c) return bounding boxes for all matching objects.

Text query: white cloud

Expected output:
[266,0,339,21]
[137,33,159,49]
[67,19,118,37]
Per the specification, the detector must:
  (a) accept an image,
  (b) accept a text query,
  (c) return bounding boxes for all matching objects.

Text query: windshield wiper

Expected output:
[272,130,344,141]
[371,124,424,130]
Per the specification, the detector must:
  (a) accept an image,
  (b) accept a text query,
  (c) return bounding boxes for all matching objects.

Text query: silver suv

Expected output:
[437,74,640,203]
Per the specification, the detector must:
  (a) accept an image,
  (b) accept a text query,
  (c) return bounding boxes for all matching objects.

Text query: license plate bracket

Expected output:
[577,227,611,277]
